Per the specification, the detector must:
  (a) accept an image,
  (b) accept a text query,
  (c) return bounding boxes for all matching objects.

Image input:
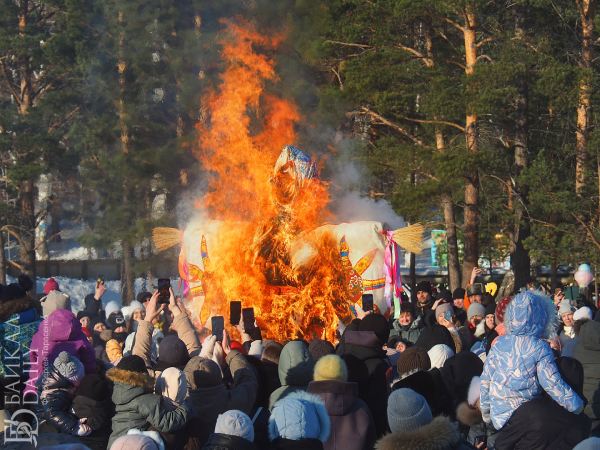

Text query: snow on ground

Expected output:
[7,275,182,313]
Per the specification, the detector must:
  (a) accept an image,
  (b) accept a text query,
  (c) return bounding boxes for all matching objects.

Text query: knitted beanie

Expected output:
[485,302,496,317]
[427,344,454,369]
[452,288,466,300]
[43,277,59,295]
[104,301,121,320]
[467,303,486,320]
[574,306,593,322]
[558,300,575,316]
[117,355,147,374]
[156,335,189,370]
[313,354,348,382]
[416,281,432,294]
[396,346,431,378]
[215,410,255,442]
[53,351,85,385]
[308,339,335,361]
[387,388,433,433]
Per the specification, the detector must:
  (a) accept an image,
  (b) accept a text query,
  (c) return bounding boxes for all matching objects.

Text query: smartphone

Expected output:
[230,300,242,325]
[97,276,105,286]
[362,294,374,312]
[157,278,171,304]
[211,316,225,342]
[242,307,255,331]
[444,310,453,321]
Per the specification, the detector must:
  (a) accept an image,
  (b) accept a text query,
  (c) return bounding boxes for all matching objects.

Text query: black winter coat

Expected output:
[270,438,324,450]
[494,396,591,450]
[202,433,256,450]
[338,330,390,437]
[37,366,80,435]
[573,319,600,420]
[71,395,114,450]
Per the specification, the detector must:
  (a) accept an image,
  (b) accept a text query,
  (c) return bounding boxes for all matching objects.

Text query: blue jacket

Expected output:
[480,291,584,430]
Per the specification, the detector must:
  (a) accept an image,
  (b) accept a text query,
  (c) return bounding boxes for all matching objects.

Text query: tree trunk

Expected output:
[551,256,558,291]
[409,252,417,302]
[510,6,531,291]
[575,0,595,195]
[120,239,135,304]
[19,179,36,279]
[461,6,480,287]
[423,25,462,291]
[0,231,6,284]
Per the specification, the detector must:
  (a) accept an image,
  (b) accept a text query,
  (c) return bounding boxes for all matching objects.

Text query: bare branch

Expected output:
[476,36,495,49]
[396,44,433,67]
[444,17,465,32]
[0,60,22,105]
[572,213,600,251]
[331,67,343,91]
[398,114,466,132]
[324,40,373,49]
[356,107,429,147]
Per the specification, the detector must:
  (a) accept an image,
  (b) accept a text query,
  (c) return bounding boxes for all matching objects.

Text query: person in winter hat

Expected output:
[494,356,592,450]
[269,391,331,450]
[125,300,146,332]
[37,351,91,436]
[106,355,189,448]
[26,308,96,398]
[41,289,71,317]
[308,355,376,450]
[427,344,454,369]
[434,303,471,353]
[269,340,315,409]
[480,291,584,432]
[202,410,256,450]
[72,373,115,450]
[151,366,189,449]
[338,313,391,437]
[111,429,165,450]
[395,346,430,380]
[414,281,435,323]
[183,333,258,450]
[376,388,472,450]
[414,321,456,353]
[452,288,467,325]
[558,300,577,356]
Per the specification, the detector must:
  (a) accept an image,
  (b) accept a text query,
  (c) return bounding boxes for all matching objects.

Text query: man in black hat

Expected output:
[414,281,435,325]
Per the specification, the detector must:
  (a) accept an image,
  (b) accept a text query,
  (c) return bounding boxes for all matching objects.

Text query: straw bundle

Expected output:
[391,223,425,254]
[152,227,182,252]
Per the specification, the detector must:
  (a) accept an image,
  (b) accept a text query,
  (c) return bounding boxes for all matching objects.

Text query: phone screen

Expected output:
[230,301,242,325]
[362,294,374,312]
[211,316,225,341]
[157,278,171,304]
[242,307,255,331]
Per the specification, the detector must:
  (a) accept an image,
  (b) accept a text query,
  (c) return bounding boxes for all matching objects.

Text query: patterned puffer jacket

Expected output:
[480,291,584,430]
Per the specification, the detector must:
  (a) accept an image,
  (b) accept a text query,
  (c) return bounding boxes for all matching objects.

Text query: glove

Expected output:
[77,423,92,436]
[200,335,217,358]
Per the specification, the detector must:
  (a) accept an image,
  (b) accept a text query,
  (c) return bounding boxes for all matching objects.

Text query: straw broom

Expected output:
[391,223,425,254]
[152,227,182,252]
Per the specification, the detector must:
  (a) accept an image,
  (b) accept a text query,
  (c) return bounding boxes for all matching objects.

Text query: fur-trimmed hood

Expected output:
[375,416,463,450]
[0,295,39,322]
[106,367,154,390]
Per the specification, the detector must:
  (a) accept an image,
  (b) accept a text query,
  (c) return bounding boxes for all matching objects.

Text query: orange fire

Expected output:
[192,19,350,341]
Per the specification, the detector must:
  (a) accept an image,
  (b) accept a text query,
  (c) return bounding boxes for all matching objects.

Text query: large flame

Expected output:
[192,19,350,341]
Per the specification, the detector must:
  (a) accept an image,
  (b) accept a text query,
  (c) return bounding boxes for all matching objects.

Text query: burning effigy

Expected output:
[152,20,423,341]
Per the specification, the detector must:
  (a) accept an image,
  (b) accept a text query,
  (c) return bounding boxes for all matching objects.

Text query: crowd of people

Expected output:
[1,268,600,450]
